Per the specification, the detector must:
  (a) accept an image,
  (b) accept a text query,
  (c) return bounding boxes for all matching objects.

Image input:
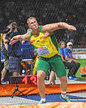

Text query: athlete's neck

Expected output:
[32,28,40,37]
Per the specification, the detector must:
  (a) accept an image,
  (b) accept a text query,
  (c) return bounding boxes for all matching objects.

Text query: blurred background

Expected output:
[0,1,86,106]
[0,0,86,84]
[0,0,86,47]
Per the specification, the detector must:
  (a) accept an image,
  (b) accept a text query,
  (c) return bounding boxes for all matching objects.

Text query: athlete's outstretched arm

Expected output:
[10,32,30,41]
[42,22,76,33]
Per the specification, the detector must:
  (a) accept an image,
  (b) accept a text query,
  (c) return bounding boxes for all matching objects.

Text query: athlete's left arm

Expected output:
[42,22,76,33]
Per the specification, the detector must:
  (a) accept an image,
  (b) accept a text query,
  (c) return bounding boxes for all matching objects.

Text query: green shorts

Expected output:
[37,55,66,77]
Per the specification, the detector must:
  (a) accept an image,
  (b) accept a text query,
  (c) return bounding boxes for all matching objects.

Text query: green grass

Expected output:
[66,59,86,79]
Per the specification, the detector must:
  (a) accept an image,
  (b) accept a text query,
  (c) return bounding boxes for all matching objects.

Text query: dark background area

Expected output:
[0,0,86,47]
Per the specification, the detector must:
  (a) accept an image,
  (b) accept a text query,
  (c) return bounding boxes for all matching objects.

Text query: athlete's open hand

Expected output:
[10,36,17,42]
[10,36,18,45]
[68,25,77,31]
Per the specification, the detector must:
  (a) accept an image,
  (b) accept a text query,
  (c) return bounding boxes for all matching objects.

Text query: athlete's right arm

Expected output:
[11,32,30,41]
[42,22,76,33]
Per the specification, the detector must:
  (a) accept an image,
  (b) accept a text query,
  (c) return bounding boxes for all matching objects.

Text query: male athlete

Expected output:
[11,17,76,104]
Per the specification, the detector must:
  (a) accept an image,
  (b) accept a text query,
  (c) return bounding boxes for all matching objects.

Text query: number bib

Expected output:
[37,46,50,56]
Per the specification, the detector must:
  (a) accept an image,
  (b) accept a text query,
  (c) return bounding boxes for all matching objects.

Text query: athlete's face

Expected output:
[28,18,39,30]
[60,42,65,49]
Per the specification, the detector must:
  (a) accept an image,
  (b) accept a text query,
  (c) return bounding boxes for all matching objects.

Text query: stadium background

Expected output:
[0,0,86,107]
[0,0,86,47]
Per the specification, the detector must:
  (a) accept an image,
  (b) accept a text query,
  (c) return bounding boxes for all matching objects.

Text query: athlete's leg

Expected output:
[36,57,50,103]
[59,76,67,95]
[50,55,70,101]
[37,70,46,98]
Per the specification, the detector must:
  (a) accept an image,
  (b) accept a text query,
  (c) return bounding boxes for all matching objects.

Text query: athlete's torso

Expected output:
[30,26,60,58]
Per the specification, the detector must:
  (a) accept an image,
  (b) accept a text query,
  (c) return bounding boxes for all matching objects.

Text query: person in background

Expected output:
[0,33,3,48]
[60,41,74,80]
[1,52,5,84]
[5,22,23,76]
[21,40,34,75]
[1,49,9,84]
[1,52,4,74]
[59,41,71,69]
[1,26,11,84]
[64,42,80,80]
[1,52,4,60]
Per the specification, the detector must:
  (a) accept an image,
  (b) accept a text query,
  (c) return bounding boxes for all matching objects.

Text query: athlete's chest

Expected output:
[30,32,50,46]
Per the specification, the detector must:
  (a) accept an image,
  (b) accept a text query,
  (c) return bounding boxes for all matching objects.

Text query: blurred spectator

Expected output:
[21,40,34,75]
[59,41,76,80]
[0,33,3,48]
[21,41,33,59]
[1,33,9,84]
[1,52,4,60]
[6,22,23,76]
[64,42,80,80]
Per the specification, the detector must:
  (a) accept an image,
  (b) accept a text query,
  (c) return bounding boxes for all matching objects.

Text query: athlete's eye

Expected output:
[31,22,34,24]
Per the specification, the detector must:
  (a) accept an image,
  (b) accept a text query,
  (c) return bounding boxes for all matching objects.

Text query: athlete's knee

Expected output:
[59,76,67,84]
[37,70,46,80]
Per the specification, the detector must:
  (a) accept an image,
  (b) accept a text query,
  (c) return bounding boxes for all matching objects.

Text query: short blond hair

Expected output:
[27,17,36,24]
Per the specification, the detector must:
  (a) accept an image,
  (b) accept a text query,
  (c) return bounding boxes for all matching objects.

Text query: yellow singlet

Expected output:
[30,26,60,58]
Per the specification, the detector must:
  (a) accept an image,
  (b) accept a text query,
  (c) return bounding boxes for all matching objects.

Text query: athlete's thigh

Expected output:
[36,57,50,74]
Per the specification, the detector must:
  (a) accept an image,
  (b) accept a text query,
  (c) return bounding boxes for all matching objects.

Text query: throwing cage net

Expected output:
[0,0,86,107]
